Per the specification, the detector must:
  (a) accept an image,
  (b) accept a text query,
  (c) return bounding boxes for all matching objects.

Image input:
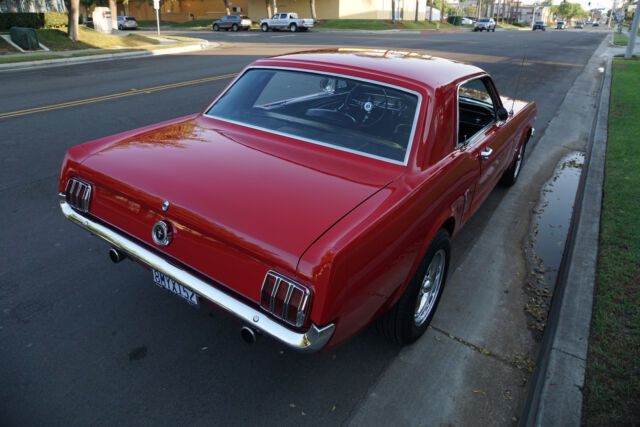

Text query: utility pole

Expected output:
[625,1,640,59]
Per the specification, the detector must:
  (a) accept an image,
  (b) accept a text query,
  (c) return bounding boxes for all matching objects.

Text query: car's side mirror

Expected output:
[497,107,509,122]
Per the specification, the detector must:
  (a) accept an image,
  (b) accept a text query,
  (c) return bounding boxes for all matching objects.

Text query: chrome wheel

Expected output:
[512,144,524,179]
[414,249,446,326]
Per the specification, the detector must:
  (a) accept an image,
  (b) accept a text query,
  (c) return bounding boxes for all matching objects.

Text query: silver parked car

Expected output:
[117,16,138,30]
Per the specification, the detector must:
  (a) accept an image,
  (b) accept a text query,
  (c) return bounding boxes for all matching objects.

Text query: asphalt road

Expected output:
[0,29,606,426]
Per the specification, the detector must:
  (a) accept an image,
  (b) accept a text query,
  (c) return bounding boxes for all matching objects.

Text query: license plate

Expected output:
[152,269,198,306]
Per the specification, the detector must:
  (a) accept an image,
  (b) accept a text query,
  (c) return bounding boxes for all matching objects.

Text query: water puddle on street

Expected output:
[525,151,585,340]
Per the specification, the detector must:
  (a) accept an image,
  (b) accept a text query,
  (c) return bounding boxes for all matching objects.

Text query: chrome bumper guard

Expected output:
[59,195,335,352]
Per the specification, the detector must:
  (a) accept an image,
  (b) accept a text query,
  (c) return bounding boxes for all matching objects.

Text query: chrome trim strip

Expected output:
[59,195,335,352]
[203,65,424,166]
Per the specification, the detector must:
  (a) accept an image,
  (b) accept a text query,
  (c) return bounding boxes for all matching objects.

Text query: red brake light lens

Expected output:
[260,271,311,328]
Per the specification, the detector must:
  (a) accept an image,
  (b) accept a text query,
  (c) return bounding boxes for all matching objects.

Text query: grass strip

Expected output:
[0,54,65,63]
[583,57,640,425]
[613,32,628,46]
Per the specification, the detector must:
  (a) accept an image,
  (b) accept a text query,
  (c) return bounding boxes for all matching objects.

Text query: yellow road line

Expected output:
[0,73,237,120]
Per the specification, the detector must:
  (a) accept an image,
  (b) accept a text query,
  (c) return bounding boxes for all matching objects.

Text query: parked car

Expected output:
[532,21,546,30]
[212,14,252,31]
[58,49,536,352]
[556,20,566,29]
[592,21,600,27]
[461,17,474,25]
[473,17,496,31]
[117,15,138,30]
[84,17,94,28]
[575,21,584,29]
[260,12,314,32]
[585,19,593,24]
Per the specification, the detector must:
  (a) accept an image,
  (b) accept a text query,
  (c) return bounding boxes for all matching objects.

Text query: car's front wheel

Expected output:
[261,23,269,32]
[501,135,528,186]
[375,229,450,344]
[289,23,297,32]
[213,24,219,31]
[232,23,239,32]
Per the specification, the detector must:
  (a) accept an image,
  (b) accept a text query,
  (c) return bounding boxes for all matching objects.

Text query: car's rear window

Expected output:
[205,68,421,164]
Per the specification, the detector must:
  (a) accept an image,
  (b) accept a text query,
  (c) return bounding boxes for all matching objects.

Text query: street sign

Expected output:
[542,3,551,6]
[153,0,160,10]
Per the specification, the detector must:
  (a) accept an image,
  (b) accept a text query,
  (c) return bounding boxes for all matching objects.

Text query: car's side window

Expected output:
[457,77,497,145]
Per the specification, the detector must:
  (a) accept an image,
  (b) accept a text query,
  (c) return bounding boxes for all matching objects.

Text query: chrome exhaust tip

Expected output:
[240,326,258,344]
[109,247,127,264]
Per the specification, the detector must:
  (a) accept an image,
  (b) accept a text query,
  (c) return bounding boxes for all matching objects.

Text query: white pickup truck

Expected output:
[260,12,314,32]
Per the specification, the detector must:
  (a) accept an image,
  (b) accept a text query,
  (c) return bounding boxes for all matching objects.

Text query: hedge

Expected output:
[448,15,463,25]
[0,12,68,30]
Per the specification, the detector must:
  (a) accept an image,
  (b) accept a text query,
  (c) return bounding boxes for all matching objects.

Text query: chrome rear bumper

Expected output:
[59,194,335,352]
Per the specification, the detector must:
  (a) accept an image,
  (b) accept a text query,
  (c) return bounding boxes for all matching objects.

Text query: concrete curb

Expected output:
[0,40,215,73]
[521,35,612,426]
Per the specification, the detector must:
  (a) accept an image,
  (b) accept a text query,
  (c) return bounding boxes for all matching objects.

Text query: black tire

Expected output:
[261,23,269,32]
[213,24,219,31]
[289,23,297,32]
[501,135,528,186]
[232,23,239,32]
[375,229,451,345]
[492,28,495,32]
[118,25,123,30]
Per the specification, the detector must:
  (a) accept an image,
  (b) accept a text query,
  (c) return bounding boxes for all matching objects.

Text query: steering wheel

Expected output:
[343,84,388,127]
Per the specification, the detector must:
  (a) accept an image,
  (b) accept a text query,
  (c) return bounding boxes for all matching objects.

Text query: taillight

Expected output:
[260,271,310,328]
[65,177,92,212]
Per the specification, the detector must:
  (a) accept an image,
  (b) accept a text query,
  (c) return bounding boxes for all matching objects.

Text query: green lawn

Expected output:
[0,36,20,55]
[583,57,640,424]
[36,27,159,51]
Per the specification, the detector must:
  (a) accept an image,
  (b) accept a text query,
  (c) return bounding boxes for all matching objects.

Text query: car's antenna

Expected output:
[511,46,527,115]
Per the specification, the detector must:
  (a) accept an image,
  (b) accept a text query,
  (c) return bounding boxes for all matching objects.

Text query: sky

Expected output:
[552,0,616,11]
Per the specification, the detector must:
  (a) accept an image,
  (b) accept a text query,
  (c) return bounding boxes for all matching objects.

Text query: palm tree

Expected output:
[265,0,272,17]
[429,0,433,22]
[391,0,396,24]
[310,0,317,21]
[415,0,419,23]
[68,0,79,40]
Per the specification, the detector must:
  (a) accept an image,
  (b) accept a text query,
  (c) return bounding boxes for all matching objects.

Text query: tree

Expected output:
[265,0,272,17]
[222,0,230,15]
[68,0,80,40]
[391,0,396,24]
[415,0,419,23]
[310,0,317,21]
[109,0,117,29]
[441,0,446,22]
[429,0,433,22]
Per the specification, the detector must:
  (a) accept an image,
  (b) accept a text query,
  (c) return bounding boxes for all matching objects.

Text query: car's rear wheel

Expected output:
[492,28,495,32]
[290,23,297,32]
[261,23,269,32]
[375,229,450,344]
[118,24,123,30]
[213,24,219,31]
[232,23,239,32]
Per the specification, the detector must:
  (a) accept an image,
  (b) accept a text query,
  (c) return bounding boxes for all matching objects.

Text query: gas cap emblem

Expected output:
[152,220,172,246]
[162,200,170,212]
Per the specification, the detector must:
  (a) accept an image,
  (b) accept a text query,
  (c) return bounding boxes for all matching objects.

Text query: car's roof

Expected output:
[252,49,485,91]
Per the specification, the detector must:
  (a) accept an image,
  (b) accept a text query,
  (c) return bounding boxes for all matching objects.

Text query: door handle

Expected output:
[480,148,493,160]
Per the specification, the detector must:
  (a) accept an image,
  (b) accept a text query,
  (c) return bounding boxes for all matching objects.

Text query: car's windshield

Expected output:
[205,68,421,164]
[479,18,489,22]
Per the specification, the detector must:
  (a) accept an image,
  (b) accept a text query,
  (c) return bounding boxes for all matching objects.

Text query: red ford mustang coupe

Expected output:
[59,49,536,352]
